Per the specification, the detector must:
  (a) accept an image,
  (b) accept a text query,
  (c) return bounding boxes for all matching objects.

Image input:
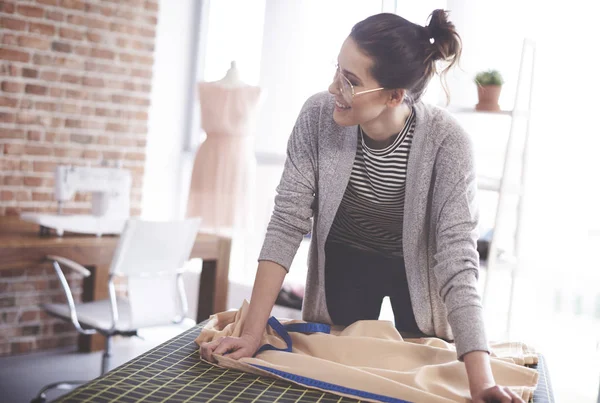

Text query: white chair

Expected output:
[31,218,202,403]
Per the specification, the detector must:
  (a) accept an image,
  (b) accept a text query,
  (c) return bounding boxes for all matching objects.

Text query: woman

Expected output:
[201,10,524,403]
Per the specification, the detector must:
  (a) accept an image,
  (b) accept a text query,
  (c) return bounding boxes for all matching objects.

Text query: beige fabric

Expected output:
[195,302,538,403]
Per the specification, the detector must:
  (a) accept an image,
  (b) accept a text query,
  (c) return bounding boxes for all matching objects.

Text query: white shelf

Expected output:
[443,105,514,116]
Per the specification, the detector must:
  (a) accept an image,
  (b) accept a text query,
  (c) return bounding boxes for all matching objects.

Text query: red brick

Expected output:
[60,103,77,113]
[0,48,29,62]
[20,160,32,171]
[0,16,27,31]
[65,14,84,25]
[85,16,109,30]
[38,338,59,350]
[24,176,43,186]
[17,4,44,18]
[131,68,152,79]
[4,143,24,155]
[11,341,35,354]
[70,133,93,144]
[46,10,63,21]
[29,22,55,36]
[65,118,81,128]
[106,122,128,132]
[86,31,105,43]
[139,26,155,38]
[1,81,23,93]
[82,76,103,87]
[21,67,38,78]
[32,53,54,66]
[56,56,83,69]
[54,147,83,158]
[96,135,109,145]
[26,145,52,156]
[90,92,110,103]
[33,162,56,173]
[0,158,19,170]
[0,96,18,107]
[60,0,84,10]
[110,22,127,34]
[20,310,40,322]
[1,191,15,201]
[51,41,72,53]
[83,149,99,159]
[95,107,119,118]
[80,105,93,115]
[59,27,83,40]
[86,3,112,17]
[50,117,63,127]
[16,112,41,124]
[118,52,135,63]
[115,137,135,147]
[32,191,53,201]
[0,1,16,13]
[65,89,84,100]
[16,190,31,201]
[73,45,90,56]
[49,87,63,97]
[103,150,123,160]
[60,74,81,84]
[131,39,154,52]
[4,175,23,186]
[0,111,15,123]
[35,101,57,111]
[40,71,58,81]
[25,83,48,95]
[45,132,68,143]
[145,0,158,12]
[37,0,58,5]
[27,130,43,141]
[0,128,24,139]
[90,48,115,60]
[18,36,51,50]
[2,33,18,45]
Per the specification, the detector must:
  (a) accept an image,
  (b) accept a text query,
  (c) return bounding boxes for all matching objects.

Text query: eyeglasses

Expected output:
[334,64,384,105]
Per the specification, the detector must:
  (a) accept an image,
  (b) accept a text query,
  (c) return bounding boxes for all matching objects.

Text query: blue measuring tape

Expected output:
[253,317,330,356]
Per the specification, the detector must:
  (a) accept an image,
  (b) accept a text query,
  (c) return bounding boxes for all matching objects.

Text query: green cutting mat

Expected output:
[56,321,553,403]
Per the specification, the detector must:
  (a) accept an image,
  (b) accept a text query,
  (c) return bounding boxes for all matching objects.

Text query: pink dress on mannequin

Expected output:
[186,81,262,233]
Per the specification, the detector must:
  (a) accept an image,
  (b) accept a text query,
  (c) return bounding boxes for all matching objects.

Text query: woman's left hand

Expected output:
[471,384,525,403]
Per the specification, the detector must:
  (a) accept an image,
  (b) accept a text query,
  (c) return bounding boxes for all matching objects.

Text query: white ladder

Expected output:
[480,38,537,338]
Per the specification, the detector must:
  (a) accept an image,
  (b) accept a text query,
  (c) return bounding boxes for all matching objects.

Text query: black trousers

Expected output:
[325,240,423,336]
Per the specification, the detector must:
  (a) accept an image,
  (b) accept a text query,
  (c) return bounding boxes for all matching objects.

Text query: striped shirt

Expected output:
[328,108,416,257]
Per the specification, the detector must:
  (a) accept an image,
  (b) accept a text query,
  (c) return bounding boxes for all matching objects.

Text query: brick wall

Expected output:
[0,0,159,355]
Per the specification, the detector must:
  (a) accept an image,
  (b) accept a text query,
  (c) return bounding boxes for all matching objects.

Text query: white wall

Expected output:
[141,0,203,220]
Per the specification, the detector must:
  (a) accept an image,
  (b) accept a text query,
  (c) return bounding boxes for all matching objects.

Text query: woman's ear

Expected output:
[387,89,406,107]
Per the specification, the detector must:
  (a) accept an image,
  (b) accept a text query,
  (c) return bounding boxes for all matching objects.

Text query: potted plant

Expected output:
[474,70,504,111]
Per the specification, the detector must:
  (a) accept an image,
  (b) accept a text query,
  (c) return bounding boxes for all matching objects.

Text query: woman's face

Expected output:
[328,37,391,127]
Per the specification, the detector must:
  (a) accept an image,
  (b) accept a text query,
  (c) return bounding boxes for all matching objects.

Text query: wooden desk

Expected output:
[0,216,231,352]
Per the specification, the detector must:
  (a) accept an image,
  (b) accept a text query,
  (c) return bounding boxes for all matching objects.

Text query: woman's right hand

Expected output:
[200,334,261,363]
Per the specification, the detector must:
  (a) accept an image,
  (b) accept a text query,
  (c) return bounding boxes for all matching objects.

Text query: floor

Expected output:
[0,321,196,403]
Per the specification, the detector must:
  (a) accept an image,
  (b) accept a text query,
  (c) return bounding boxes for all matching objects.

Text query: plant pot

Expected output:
[476,85,502,111]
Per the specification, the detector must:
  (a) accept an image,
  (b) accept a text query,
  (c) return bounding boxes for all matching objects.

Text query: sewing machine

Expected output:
[20,165,132,237]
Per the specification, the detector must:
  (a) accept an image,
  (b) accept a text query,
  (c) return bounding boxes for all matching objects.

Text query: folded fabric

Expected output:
[195,301,538,403]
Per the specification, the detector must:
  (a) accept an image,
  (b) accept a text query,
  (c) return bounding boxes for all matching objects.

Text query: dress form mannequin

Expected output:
[186,62,262,235]
[217,61,244,88]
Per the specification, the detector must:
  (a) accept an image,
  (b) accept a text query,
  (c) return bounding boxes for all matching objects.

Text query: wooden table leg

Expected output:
[196,237,231,322]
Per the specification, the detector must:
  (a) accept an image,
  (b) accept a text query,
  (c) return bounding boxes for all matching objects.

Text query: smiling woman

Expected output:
[200,8,526,403]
